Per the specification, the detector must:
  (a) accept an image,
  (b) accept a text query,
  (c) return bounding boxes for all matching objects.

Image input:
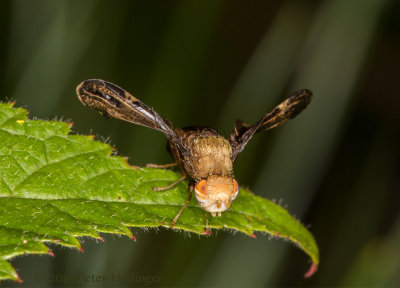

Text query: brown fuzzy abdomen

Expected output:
[184,136,233,180]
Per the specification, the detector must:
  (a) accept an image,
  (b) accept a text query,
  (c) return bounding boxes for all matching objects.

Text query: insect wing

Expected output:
[76,79,185,151]
[229,89,312,160]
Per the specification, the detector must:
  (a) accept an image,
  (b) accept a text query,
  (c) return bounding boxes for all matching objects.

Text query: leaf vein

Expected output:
[12,150,113,192]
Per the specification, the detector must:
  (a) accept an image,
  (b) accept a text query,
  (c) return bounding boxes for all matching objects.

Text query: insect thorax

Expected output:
[184,135,233,180]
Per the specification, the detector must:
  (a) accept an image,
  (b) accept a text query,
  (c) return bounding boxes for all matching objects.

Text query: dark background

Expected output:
[2,0,400,287]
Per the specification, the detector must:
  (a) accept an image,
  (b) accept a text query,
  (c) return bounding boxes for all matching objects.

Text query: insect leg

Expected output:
[146,163,178,168]
[203,213,211,235]
[170,182,193,228]
[152,175,187,191]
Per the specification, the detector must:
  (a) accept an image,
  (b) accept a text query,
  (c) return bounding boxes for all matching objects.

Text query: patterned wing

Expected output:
[77,79,185,151]
[229,89,312,161]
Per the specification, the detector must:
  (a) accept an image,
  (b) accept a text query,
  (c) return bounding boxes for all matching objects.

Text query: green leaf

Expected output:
[0,103,319,282]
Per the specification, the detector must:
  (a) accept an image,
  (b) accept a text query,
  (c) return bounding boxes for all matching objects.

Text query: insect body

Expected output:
[76,79,312,229]
[171,127,237,216]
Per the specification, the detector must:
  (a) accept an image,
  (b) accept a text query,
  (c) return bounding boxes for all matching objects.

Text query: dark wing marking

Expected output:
[76,79,185,151]
[229,89,312,161]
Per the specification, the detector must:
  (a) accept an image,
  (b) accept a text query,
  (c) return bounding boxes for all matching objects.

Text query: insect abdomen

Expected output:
[187,136,233,179]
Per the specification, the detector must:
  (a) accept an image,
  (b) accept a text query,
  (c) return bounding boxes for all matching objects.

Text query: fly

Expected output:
[76,79,312,231]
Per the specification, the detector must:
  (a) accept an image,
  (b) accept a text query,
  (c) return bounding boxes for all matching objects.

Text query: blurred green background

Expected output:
[2,0,400,287]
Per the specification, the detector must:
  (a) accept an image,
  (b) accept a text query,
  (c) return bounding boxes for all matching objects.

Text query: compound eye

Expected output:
[231,179,239,200]
[194,179,208,203]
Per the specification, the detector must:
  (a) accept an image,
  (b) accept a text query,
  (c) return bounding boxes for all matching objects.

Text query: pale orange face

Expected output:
[194,175,239,216]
